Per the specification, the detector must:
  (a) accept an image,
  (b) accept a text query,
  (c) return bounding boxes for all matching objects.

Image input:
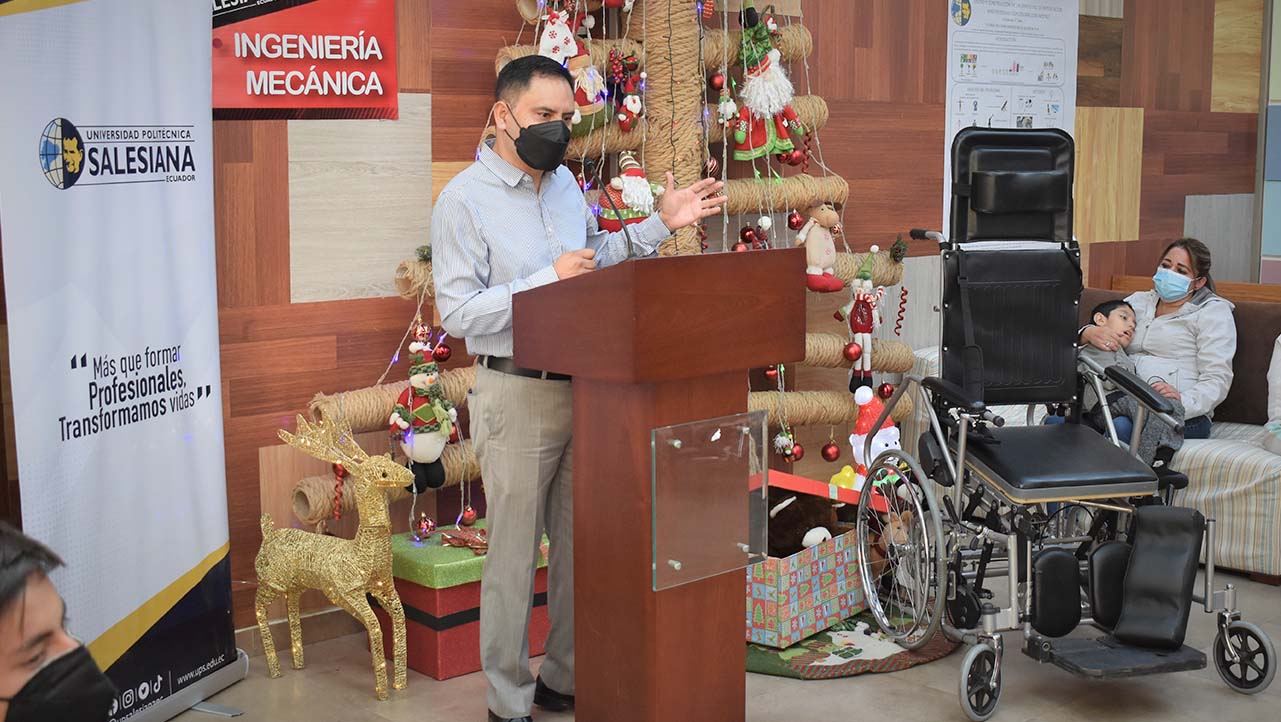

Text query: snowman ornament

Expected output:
[389,338,458,493]
[848,386,901,493]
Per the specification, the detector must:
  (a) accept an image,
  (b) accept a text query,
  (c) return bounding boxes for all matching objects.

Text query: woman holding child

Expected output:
[1079,238,1237,441]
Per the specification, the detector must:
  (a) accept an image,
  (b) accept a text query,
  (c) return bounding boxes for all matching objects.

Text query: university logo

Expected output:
[952,0,972,27]
[38,117,198,190]
[39,118,85,189]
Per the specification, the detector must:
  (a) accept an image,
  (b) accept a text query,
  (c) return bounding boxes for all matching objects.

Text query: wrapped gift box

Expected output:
[371,520,550,680]
[745,527,865,649]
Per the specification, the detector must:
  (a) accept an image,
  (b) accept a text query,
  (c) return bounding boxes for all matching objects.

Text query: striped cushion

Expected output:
[1210,422,1268,445]
[1171,438,1281,576]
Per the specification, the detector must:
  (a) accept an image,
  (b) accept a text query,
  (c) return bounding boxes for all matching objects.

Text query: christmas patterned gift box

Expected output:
[745,528,865,649]
[371,520,550,680]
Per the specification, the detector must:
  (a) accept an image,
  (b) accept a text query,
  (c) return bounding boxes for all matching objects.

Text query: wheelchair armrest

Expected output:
[922,376,985,414]
[1104,365,1175,416]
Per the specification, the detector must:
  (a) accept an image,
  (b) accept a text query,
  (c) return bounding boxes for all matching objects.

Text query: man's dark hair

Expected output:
[495,55,574,104]
[1091,299,1133,320]
[0,522,63,614]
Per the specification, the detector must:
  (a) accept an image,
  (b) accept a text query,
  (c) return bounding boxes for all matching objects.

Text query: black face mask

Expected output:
[502,104,570,172]
[1,646,118,722]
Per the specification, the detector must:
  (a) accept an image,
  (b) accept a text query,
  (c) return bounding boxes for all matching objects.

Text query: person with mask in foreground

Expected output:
[0,522,116,722]
[432,54,724,722]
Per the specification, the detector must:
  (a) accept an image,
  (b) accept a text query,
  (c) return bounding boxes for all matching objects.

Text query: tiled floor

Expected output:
[180,573,1280,722]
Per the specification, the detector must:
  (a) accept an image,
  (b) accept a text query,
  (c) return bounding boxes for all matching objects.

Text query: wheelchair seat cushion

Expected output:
[964,424,1158,503]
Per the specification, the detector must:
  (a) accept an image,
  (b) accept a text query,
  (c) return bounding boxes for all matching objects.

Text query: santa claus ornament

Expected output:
[597,151,664,231]
[848,386,901,493]
[390,338,459,494]
[616,74,645,132]
[834,247,886,391]
[567,45,610,138]
[731,0,805,161]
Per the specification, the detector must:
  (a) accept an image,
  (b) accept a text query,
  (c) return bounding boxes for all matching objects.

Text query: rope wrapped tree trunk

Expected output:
[645,0,704,256]
[749,390,915,428]
[834,250,906,287]
[701,24,813,68]
[723,175,849,215]
[496,37,644,76]
[292,440,482,526]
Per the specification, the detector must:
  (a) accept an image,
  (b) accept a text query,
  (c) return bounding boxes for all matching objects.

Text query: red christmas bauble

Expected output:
[787,211,805,231]
[332,463,348,478]
[775,152,791,164]
[764,365,779,382]
[790,443,805,462]
[755,227,769,245]
[821,442,841,462]
[433,343,453,363]
[732,242,750,252]
[413,513,436,540]
[709,72,725,91]
[739,226,757,243]
[704,156,720,177]
[832,222,844,236]
[460,506,478,526]
[449,427,460,444]
[843,342,863,362]
[789,149,807,166]
[878,383,895,400]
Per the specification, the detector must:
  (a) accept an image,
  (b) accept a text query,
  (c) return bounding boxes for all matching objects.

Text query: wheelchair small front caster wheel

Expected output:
[1214,620,1275,694]
[959,643,1001,722]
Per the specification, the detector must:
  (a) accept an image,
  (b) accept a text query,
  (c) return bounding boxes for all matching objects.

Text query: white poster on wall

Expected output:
[943,0,1079,232]
[0,0,236,717]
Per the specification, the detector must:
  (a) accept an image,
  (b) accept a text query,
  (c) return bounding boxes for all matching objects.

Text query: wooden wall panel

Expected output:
[1211,0,1264,113]
[1078,15,1124,107]
[213,121,291,308]
[1121,0,1216,113]
[396,0,432,93]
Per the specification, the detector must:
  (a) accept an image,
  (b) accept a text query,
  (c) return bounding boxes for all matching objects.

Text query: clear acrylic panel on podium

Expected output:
[651,410,769,591]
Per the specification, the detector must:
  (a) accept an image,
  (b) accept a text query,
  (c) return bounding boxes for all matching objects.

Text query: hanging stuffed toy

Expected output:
[848,386,901,493]
[567,45,609,137]
[389,334,458,494]
[597,151,663,231]
[835,248,885,390]
[732,0,804,161]
[616,75,644,132]
[766,488,837,558]
[794,201,844,292]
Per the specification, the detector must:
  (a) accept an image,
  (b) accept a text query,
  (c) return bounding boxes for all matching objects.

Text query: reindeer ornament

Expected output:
[254,415,413,700]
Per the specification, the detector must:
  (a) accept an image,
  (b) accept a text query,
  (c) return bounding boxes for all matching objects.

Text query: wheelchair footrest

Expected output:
[1022,635,1206,679]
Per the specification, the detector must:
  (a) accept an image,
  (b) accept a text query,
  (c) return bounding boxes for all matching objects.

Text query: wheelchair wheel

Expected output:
[1214,620,1276,694]
[959,643,1001,722]
[855,449,947,651]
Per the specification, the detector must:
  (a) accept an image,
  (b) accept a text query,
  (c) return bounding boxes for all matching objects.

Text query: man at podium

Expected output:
[431,55,724,722]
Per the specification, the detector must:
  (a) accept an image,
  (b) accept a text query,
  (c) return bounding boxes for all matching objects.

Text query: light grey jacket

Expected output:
[1125,288,1236,420]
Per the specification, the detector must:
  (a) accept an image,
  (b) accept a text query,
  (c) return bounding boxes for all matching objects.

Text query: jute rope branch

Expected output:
[723,174,848,214]
[308,366,477,434]
[834,251,905,286]
[496,38,644,76]
[700,24,812,69]
[479,122,647,164]
[749,390,915,427]
[292,440,482,525]
[707,95,828,144]
[804,334,914,372]
[395,257,433,300]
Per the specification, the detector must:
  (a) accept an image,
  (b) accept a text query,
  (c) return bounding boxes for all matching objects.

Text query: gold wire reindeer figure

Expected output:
[254,415,412,700]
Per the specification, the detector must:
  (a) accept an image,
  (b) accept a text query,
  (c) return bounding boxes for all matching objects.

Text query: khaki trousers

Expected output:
[471,364,574,718]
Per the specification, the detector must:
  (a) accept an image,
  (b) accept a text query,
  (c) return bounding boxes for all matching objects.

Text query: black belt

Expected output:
[479,356,571,381]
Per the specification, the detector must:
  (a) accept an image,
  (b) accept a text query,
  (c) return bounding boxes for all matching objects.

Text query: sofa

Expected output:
[906,289,1281,582]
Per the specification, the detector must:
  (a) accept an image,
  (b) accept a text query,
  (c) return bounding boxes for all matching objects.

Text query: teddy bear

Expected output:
[767,488,838,558]
[794,201,844,292]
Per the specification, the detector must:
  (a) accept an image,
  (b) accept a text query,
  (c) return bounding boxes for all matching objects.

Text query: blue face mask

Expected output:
[1152,267,1194,302]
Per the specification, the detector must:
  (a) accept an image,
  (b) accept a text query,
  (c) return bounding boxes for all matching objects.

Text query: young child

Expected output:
[1079,300,1186,465]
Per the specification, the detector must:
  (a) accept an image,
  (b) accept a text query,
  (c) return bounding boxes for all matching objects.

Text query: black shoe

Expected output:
[534,675,575,712]
[488,712,532,722]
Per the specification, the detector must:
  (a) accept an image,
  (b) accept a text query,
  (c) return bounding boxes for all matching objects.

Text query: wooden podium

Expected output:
[513,249,805,722]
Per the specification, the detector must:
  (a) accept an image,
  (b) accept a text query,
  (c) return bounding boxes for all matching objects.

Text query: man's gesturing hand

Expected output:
[657,172,725,231]
[554,248,597,279]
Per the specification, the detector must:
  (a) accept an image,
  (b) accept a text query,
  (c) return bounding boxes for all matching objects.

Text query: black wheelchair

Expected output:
[853,128,1275,721]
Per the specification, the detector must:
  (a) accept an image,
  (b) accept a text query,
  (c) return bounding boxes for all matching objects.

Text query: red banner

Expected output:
[212,0,398,120]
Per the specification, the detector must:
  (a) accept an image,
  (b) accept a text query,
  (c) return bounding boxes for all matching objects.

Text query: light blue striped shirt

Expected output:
[432,140,672,357]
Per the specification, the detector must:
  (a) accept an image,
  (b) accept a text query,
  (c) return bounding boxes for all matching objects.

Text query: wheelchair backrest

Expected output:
[941,128,1081,405]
